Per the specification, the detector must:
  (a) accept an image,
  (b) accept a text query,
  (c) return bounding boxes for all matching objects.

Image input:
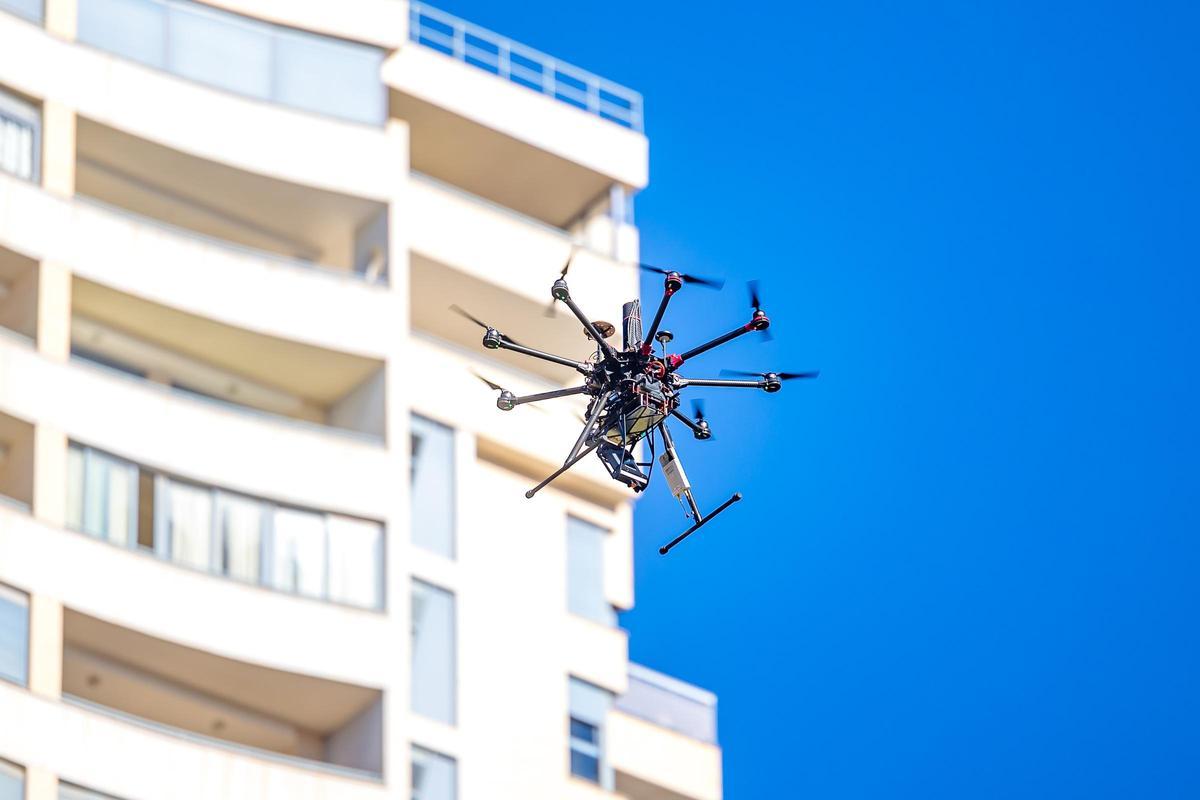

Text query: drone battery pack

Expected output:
[659,449,691,499]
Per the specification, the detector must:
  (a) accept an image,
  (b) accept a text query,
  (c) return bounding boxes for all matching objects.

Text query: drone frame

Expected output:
[461,267,813,554]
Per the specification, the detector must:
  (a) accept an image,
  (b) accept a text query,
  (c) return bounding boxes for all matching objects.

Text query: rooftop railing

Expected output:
[616,663,718,744]
[409,2,644,132]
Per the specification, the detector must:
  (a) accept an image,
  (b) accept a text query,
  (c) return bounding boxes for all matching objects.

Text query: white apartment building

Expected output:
[0,1,722,798]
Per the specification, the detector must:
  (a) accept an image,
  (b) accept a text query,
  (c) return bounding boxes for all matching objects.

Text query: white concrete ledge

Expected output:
[0,505,393,687]
[386,45,648,190]
[0,12,395,200]
[0,682,390,800]
[197,0,407,49]
[0,334,392,519]
[0,173,395,360]
[408,174,638,314]
[609,709,723,800]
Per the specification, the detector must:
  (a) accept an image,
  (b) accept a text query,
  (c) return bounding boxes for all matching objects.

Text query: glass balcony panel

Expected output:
[271,506,327,599]
[167,2,272,99]
[327,514,382,609]
[0,0,42,22]
[76,0,385,124]
[78,0,167,69]
[274,29,386,125]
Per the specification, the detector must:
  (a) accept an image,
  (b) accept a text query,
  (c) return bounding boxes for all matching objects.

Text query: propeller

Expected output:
[472,372,504,392]
[545,246,582,317]
[692,399,707,423]
[450,305,524,347]
[638,262,725,290]
[746,279,774,341]
[720,369,821,380]
[689,398,714,440]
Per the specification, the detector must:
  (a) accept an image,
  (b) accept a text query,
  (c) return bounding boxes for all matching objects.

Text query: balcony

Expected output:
[610,665,722,800]
[0,681,388,800]
[77,0,387,126]
[0,12,395,198]
[0,410,33,512]
[0,504,393,687]
[70,276,387,436]
[386,5,648,228]
[76,118,391,280]
[0,331,392,518]
[61,609,385,774]
[0,173,394,360]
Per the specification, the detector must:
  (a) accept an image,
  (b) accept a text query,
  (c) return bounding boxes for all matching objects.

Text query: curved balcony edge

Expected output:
[0,682,391,800]
[0,12,398,201]
[0,504,396,688]
[0,334,395,520]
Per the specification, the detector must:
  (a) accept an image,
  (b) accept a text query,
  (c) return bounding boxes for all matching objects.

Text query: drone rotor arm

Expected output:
[675,377,767,390]
[552,280,620,361]
[510,385,590,407]
[496,339,590,375]
[669,408,708,437]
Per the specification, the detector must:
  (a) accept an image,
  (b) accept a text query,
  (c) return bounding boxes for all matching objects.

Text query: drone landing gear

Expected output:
[659,492,743,555]
[655,422,741,555]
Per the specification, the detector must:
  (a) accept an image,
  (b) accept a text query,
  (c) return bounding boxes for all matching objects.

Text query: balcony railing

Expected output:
[616,663,718,744]
[409,2,644,132]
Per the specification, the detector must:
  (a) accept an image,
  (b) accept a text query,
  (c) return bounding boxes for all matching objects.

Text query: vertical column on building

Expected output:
[25,3,76,796]
[381,116,414,791]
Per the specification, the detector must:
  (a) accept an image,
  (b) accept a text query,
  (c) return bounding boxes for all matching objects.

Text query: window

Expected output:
[567,516,615,626]
[270,506,327,599]
[411,745,456,800]
[77,0,386,124]
[66,445,138,546]
[67,444,385,608]
[411,580,455,724]
[410,415,455,558]
[327,514,383,608]
[0,759,23,800]
[164,478,214,571]
[568,677,614,789]
[216,491,265,583]
[0,0,43,23]
[0,584,28,686]
[0,89,39,182]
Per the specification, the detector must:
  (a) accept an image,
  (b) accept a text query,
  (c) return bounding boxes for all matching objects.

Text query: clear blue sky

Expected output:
[438,1,1200,796]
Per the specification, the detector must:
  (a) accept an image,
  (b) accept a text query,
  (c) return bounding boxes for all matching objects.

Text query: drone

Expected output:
[452,258,818,554]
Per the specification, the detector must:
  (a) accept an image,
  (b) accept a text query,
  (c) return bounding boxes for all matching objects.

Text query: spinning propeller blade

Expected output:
[449,305,524,347]
[638,262,725,290]
[691,399,706,423]
[545,245,582,317]
[747,280,774,341]
[472,372,505,392]
[720,368,821,380]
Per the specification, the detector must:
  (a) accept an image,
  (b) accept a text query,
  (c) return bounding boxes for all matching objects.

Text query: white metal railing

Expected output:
[616,663,718,744]
[408,2,644,132]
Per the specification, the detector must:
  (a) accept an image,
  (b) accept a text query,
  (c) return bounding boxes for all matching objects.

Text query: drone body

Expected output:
[455,263,817,554]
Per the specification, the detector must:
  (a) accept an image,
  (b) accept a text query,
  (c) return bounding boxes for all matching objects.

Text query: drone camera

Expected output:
[496,390,517,411]
[483,329,503,350]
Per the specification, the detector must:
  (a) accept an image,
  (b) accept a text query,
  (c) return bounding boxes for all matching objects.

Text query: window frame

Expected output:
[0,583,30,689]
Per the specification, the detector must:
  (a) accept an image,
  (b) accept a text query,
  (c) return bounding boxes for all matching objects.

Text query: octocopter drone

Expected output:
[453,257,818,554]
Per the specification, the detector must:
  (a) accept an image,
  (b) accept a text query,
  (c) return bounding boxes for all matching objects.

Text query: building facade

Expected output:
[0,1,722,798]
